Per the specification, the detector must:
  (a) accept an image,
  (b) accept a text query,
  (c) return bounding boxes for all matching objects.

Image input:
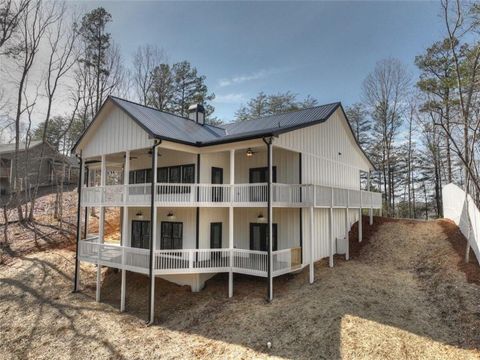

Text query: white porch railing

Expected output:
[81,182,382,209]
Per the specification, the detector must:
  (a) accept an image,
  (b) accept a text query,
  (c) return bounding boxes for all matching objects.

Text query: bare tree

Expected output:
[362,58,411,216]
[28,5,79,220]
[10,0,60,221]
[0,0,30,51]
[132,44,166,105]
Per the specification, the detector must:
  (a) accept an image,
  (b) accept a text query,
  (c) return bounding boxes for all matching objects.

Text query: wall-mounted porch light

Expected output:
[257,213,266,223]
[135,211,144,220]
[167,212,176,220]
[246,148,254,157]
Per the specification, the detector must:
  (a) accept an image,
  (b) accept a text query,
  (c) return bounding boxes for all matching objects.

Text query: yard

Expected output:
[1,195,480,359]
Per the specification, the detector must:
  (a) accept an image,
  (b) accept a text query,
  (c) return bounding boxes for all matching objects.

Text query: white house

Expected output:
[72,96,382,323]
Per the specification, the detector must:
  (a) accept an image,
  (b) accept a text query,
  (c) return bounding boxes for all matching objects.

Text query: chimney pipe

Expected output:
[188,104,205,125]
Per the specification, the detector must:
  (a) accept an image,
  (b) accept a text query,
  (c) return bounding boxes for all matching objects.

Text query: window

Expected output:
[161,222,183,249]
[169,166,181,183]
[182,165,195,183]
[130,164,195,185]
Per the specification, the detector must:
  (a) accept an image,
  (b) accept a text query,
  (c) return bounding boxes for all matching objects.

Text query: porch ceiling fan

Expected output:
[245,148,257,157]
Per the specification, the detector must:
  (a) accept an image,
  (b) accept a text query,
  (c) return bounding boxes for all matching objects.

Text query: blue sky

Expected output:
[78,1,445,122]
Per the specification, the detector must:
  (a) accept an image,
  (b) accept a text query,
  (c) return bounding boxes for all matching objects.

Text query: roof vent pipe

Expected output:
[188,104,205,125]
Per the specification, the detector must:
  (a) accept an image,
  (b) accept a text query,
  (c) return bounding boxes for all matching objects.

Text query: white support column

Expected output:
[149,146,158,323]
[368,171,373,225]
[96,154,106,302]
[359,171,363,243]
[75,156,85,291]
[309,205,314,283]
[345,189,349,261]
[121,150,129,312]
[329,188,334,268]
[229,149,235,297]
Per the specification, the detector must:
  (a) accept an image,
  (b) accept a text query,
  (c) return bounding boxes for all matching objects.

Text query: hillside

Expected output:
[1,211,480,358]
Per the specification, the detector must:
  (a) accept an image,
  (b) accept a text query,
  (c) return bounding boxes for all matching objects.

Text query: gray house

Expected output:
[0,140,79,196]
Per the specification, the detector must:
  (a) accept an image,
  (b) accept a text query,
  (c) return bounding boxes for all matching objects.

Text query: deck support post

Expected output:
[368,171,373,225]
[359,171,363,243]
[228,149,235,297]
[309,205,314,283]
[329,188,334,268]
[73,154,84,292]
[96,154,106,302]
[148,142,160,324]
[345,190,349,261]
[120,150,130,312]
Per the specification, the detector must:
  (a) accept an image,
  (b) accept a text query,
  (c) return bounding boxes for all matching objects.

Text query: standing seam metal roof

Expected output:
[110,96,339,145]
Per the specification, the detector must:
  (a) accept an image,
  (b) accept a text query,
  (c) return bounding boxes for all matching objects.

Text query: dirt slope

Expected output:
[1,218,479,359]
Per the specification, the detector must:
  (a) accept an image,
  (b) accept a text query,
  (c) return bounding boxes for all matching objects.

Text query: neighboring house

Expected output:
[72,96,382,323]
[0,140,79,196]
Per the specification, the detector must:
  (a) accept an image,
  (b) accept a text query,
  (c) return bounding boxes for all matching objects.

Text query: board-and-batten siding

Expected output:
[276,107,370,189]
[82,105,152,158]
[276,108,372,262]
[234,147,299,184]
[301,208,359,262]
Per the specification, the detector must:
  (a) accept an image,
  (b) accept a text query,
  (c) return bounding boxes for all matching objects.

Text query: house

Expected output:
[0,140,79,197]
[72,96,382,323]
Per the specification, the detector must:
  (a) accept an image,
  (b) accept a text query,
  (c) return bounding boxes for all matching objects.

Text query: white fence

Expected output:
[81,182,382,209]
[443,183,480,264]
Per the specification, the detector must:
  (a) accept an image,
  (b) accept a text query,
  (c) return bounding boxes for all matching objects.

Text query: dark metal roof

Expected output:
[72,96,374,169]
[222,102,340,136]
[111,97,220,144]
[110,96,340,145]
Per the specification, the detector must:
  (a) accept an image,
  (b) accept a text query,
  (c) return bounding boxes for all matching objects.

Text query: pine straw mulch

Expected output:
[1,217,480,359]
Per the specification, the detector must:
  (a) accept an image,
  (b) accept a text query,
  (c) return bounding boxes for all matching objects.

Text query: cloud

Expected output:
[217,67,293,88]
[214,93,247,104]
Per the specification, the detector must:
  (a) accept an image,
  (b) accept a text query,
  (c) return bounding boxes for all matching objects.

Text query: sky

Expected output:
[3,1,448,125]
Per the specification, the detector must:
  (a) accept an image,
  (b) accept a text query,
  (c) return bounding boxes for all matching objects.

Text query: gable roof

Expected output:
[72,96,374,169]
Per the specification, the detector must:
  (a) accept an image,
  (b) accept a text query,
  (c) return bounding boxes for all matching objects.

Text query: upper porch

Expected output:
[79,142,382,209]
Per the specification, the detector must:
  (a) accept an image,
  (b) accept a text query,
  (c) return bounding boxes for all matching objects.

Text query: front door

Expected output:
[211,167,224,202]
[249,167,277,201]
[250,223,278,251]
[210,222,222,248]
[161,221,183,249]
[131,220,151,249]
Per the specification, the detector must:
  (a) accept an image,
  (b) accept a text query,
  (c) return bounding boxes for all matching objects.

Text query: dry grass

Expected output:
[1,217,480,359]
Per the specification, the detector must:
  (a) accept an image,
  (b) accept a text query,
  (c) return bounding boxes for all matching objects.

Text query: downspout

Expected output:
[73,153,83,292]
[148,139,161,325]
[263,136,273,302]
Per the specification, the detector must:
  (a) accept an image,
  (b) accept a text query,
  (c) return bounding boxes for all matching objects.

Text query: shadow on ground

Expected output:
[1,216,480,359]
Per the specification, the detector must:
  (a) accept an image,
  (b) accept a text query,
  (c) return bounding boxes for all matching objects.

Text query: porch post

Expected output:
[84,167,89,238]
[345,190,349,261]
[73,154,84,292]
[358,170,363,243]
[266,138,273,302]
[309,205,314,283]
[329,187,334,268]
[121,150,130,312]
[148,142,160,324]
[368,171,373,225]
[96,154,106,302]
[228,149,235,298]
